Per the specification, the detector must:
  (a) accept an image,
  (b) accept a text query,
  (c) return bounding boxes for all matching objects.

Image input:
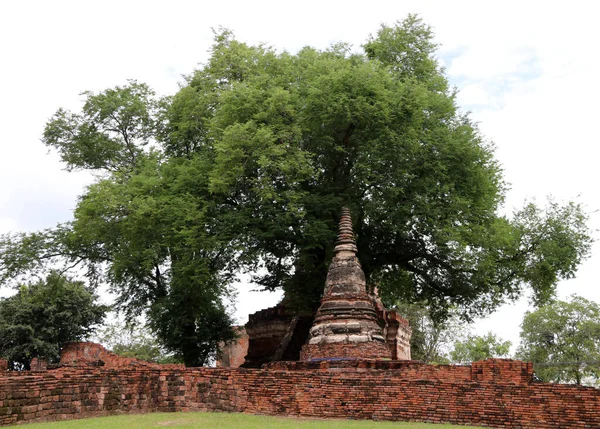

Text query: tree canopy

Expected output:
[0,272,107,370]
[517,295,600,385]
[0,16,593,365]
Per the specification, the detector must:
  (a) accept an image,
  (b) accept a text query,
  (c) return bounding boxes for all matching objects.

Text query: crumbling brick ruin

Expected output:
[240,303,314,368]
[301,208,402,360]
[225,208,412,367]
[59,342,185,370]
[2,208,600,428]
[216,327,248,368]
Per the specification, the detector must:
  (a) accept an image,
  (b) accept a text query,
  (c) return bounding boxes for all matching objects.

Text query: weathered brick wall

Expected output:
[243,304,298,367]
[1,359,599,428]
[29,358,47,372]
[265,359,475,383]
[471,358,534,384]
[59,342,185,370]
[300,341,392,361]
[217,328,249,368]
[385,311,412,360]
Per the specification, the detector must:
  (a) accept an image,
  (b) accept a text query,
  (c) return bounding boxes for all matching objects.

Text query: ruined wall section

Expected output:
[241,304,313,368]
[242,305,296,368]
[384,311,411,360]
[59,342,185,370]
[216,328,248,368]
[1,359,599,428]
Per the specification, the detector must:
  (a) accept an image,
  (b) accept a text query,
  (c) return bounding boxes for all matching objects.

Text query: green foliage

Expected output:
[510,201,593,306]
[364,15,441,84]
[68,151,238,366]
[0,16,594,365]
[517,295,600,385]
[0,272,107,370]
[0,225,88,288]
[395,302,467,363]
[95,321,181,364]
[43,80,159,172]
[147,273,236,367]
[450,332,511,364]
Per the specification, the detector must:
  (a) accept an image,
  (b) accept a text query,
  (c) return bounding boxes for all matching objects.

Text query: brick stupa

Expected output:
[300,207,392,360]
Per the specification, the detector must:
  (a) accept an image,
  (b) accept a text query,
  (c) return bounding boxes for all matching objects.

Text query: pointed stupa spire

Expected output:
[334,207,358,254]
[300,207,391,361]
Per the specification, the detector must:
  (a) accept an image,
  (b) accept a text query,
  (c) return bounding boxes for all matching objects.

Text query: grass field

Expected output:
[16,412,487,428]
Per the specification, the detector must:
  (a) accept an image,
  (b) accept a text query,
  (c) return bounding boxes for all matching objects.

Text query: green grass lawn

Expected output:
[16,412,487,428]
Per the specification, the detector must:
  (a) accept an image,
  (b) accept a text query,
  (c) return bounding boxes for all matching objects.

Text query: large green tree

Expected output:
[517,295,600,385]
[0,16,593,365]
[0,272,107,370]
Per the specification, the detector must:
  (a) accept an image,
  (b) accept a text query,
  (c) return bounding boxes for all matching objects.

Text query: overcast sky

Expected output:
[1,0,598,350]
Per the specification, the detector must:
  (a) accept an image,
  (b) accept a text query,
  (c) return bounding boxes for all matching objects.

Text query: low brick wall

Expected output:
[1,359,599,428]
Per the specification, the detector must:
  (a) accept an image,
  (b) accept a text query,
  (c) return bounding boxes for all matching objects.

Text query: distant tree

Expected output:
[95,321,181,364]
[517,295,600,385]
[0,272,108,370]
[395,302,468,363]
[450,332,511,364]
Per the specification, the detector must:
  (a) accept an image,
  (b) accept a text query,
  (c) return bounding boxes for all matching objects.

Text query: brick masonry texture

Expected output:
[1,358,599,428]
[217,328,249,368]
[223,208,411,368]
[300,341,393,361]
[301,208,404,361]
[59,342,185,370]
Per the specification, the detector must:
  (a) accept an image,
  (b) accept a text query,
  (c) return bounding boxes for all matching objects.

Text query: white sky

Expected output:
[1,0,599,352]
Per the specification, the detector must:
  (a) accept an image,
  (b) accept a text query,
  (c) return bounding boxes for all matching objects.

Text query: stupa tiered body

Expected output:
[300,208,392,360]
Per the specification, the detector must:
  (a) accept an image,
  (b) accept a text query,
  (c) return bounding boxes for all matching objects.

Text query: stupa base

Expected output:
[300,341,391,361]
